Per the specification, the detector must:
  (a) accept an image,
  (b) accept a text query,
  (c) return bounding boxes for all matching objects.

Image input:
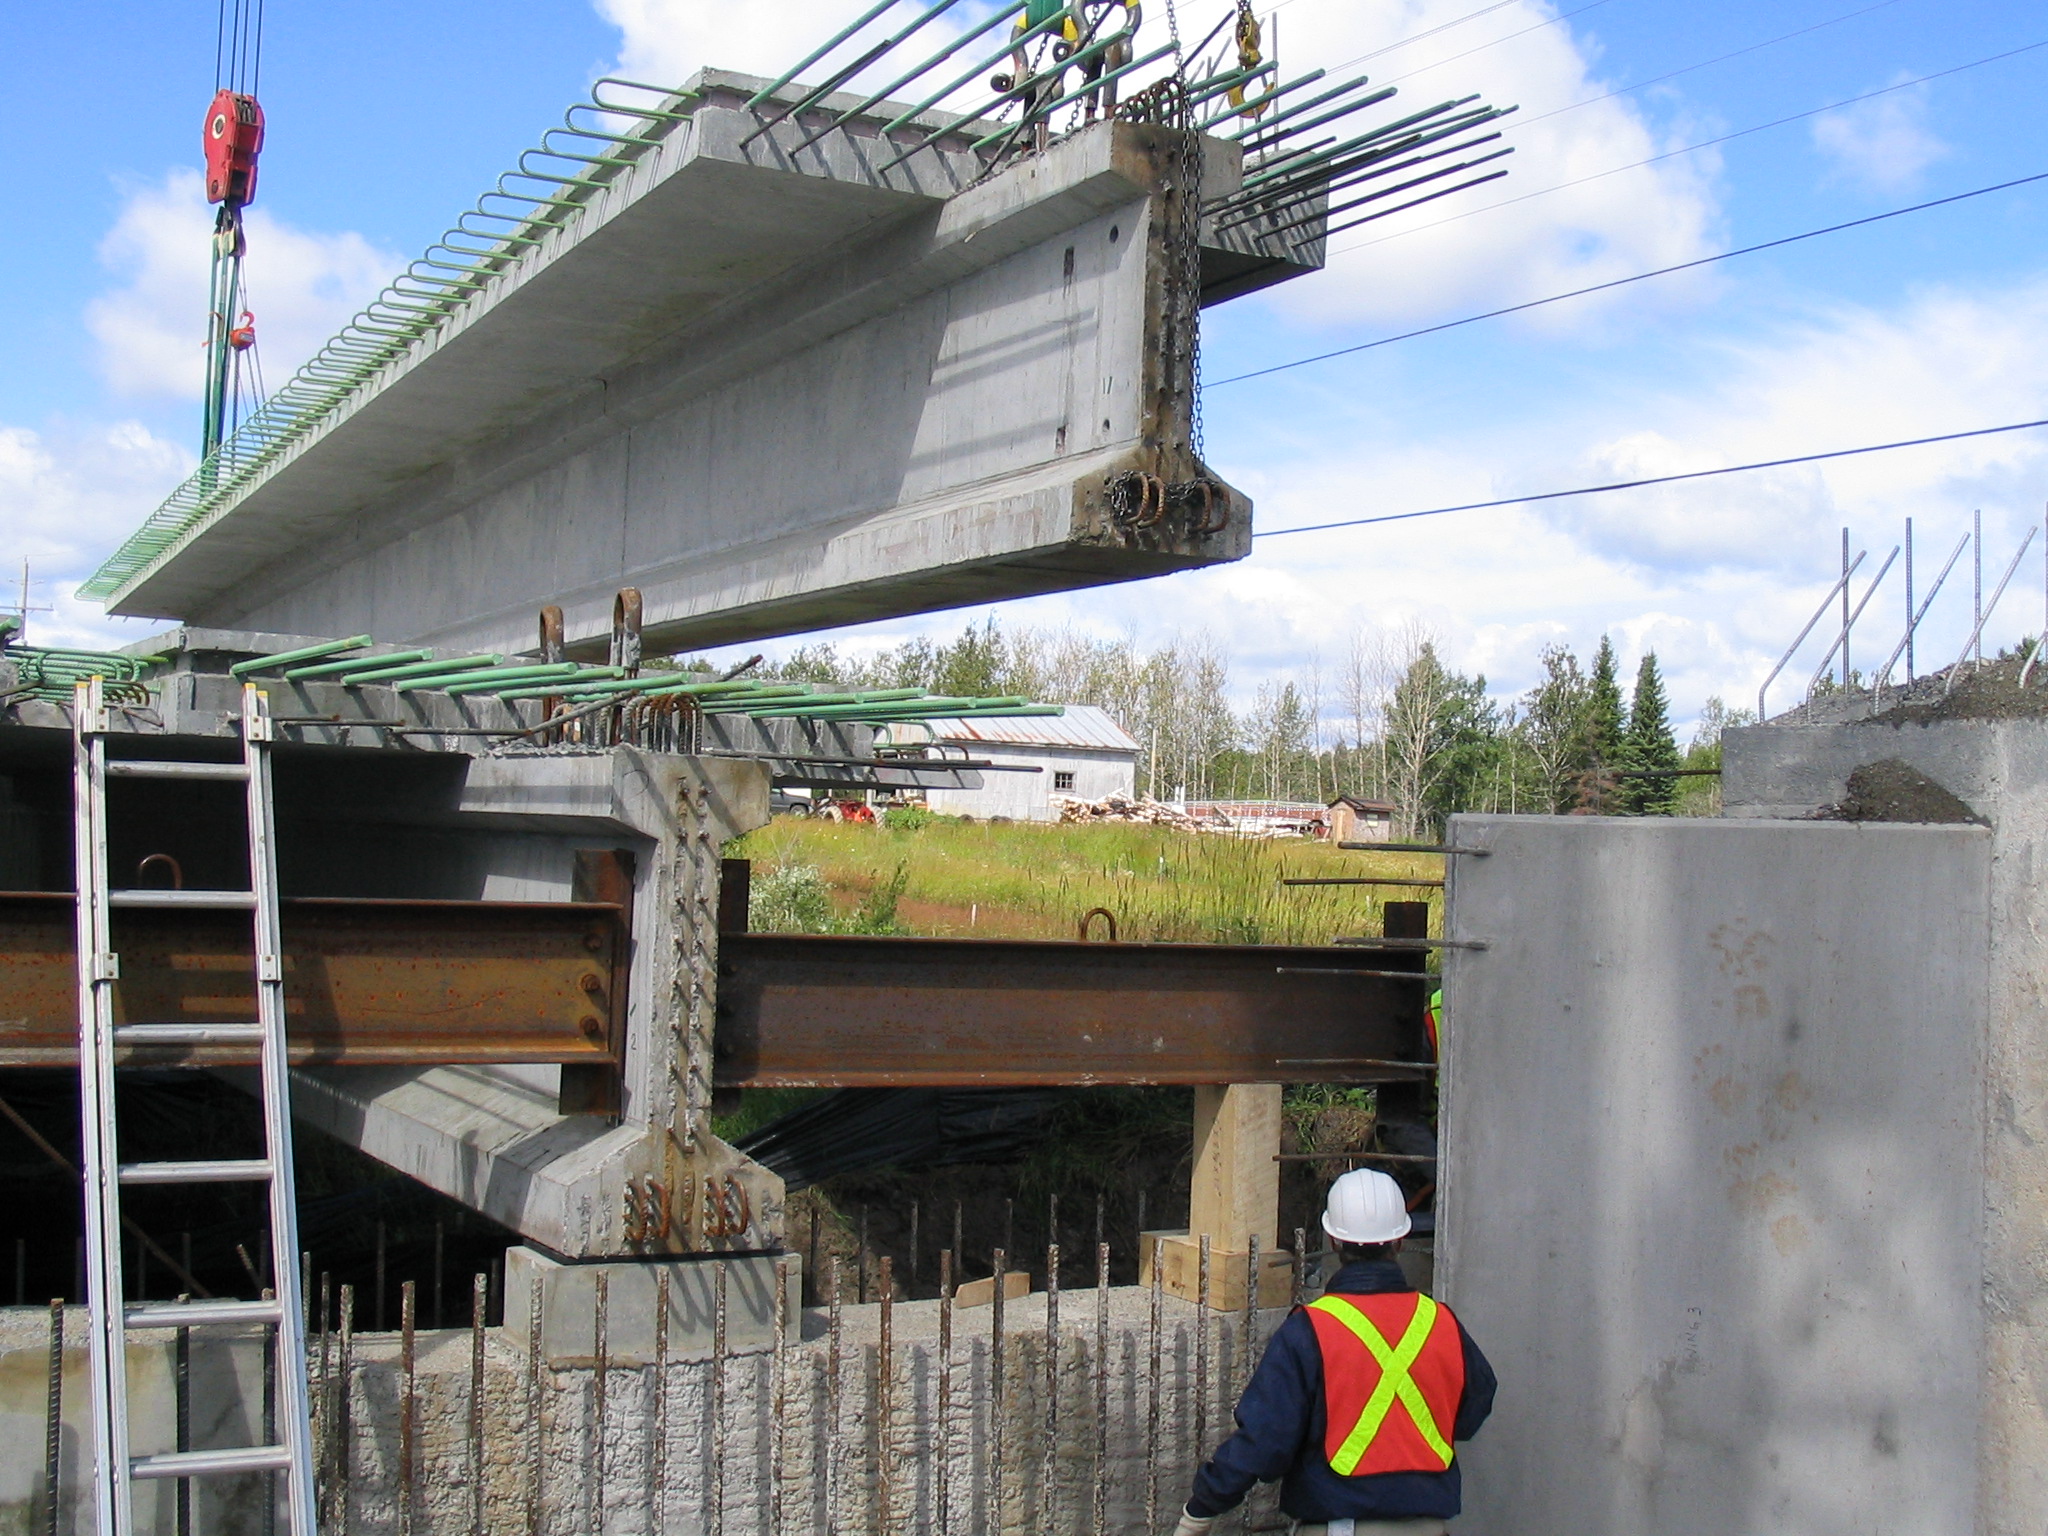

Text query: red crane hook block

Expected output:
[228,311,257,351]
[203,88,265,208]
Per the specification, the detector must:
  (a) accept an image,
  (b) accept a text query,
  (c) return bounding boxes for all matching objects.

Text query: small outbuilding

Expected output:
[900,706,1139,822]
[1328,794,1398,843]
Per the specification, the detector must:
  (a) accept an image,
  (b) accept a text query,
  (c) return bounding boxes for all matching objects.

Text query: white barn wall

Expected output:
[925,744,1135,821]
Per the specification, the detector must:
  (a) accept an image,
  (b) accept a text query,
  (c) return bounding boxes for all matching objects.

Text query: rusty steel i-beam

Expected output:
[714,932,1433,1088]
[0,892,627,1067]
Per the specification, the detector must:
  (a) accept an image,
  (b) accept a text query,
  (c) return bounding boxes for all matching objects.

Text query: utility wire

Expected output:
[1507,0,1909,132]
[1366,0,1622,92]
[1253,418,2048,539]
[1210,168,2048,386]
[1332,34,2048,257]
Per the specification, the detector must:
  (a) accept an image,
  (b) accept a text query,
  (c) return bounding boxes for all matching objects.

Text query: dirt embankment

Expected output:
[1812,759,1986,826]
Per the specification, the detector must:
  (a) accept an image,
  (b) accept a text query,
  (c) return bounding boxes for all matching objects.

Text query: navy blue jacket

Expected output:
[1186,1259,1496,1522]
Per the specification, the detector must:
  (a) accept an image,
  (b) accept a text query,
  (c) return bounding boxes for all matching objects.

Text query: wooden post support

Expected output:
[1142,1084,1292,1309]
[1190,1084,1280,1253]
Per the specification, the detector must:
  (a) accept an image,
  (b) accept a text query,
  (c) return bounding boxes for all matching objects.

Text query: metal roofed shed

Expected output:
[1329,793,1397,843]
[893,703,1139,820]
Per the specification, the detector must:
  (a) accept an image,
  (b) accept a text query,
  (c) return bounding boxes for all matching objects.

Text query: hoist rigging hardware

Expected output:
[71,678,317,1536]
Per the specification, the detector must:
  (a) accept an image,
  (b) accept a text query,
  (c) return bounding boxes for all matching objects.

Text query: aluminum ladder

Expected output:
[71,677,317,1536]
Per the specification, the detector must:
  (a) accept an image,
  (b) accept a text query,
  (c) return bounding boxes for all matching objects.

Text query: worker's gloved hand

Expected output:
[1173,1508,1218,1536]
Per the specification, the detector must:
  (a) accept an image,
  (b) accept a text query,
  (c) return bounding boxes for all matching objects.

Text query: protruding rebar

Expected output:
[1093,1240,1110,1536]
[593,1270,610,1534]
[375,1220,387,1332]
[43,1299,62,1536]
[991,1245,1008,1534]
[1237,1234,1258,1534]
[317,1272,333,1526]
[175,1301,192,1536]
[910,1200,921,1297]
[770,1255,789,1536]
[471,1272,488,1536]
[525,1277,543,1536]
[262,1305,277,1536]
[1293,1229,1308,1308]
[1146,1238,1162,1532]
[1043,1240,1060,1529]
[338,1284,356,1534]
[400,1279,417,1536]
[1240,1233,1259,1394]
[1195,1235,1212,1466]
[877,1255,895,1536]
[826,1257,844,1532]
[711,1261,729,1532]
[938,1248,954,1535]
[651,1267,671,1528]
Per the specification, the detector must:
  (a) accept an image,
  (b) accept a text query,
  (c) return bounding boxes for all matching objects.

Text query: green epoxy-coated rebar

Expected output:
[284,649,431,681]
[337,655,502,686]
[433,665,619,696]
[748,696,1029,718]
[229,635,373,676]
[492,675,803,702]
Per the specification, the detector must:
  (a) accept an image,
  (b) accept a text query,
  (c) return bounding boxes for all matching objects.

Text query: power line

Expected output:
[1508,0,1910,133]
[1330,33,2048,258]
[1361,0,1620,92]
[1209,168,2048,387]
[1252,418,2048,539]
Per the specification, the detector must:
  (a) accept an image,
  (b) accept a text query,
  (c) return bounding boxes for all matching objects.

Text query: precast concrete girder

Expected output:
[106,73,1278,657]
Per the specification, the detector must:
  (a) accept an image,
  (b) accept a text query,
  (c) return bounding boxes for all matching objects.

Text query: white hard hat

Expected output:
[1322,1169,1412,1245]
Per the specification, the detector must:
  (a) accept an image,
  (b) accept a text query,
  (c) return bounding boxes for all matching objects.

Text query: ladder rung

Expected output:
[125,1298,282,1329]
[119,1159,273,1186]
[105,760,251,782]
[132,1444,294,1480]
[113,1022,268,1047]
[108,889,257,910]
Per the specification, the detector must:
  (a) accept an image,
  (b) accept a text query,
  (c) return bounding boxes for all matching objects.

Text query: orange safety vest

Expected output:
[1305,1292,1466,1477]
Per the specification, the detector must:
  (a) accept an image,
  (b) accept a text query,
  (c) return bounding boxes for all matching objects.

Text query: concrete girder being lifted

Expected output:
[107,72,1303,657]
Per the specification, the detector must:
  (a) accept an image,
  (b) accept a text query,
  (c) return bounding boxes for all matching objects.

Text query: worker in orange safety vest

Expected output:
[1171,1169,1496,1536]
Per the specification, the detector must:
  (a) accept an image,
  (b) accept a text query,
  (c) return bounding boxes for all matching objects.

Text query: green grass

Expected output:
[730,816,1443,945]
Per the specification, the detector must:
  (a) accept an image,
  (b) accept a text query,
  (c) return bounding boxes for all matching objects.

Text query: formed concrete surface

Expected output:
[110,79,1270,657]
[1439,814,1991,1536]
[1724,717,2048,1533]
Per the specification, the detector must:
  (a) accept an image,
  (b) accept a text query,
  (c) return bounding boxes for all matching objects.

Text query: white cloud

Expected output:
[87,169,400,401]
[1244,0,1724,333]
[598,0,945,95]
[1811,81,1948,194]
[0,418,193,650]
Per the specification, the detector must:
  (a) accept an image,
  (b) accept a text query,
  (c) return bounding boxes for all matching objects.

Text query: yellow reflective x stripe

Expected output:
[1311,1295,1455,1474]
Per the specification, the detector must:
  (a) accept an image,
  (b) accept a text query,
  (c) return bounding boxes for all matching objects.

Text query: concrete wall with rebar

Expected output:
[1438,814,1993,1536]
[2,1269,1296,1535]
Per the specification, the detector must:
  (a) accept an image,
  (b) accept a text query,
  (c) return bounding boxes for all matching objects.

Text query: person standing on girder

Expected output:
[1170,1169,1497,1536]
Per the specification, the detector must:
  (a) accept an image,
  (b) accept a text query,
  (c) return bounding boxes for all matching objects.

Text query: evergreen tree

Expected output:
[931,618,1007,698]
[1621,651,1681,814]
[1578,635,1626,812]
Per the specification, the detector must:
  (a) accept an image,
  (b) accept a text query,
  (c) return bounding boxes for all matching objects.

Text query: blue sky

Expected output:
[7,0,2047,729]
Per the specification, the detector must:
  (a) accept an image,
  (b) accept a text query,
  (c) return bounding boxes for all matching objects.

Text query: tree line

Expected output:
[764,620,1750,837]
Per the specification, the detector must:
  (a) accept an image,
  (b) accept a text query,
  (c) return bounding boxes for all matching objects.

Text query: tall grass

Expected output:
[731,817,1442,945]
